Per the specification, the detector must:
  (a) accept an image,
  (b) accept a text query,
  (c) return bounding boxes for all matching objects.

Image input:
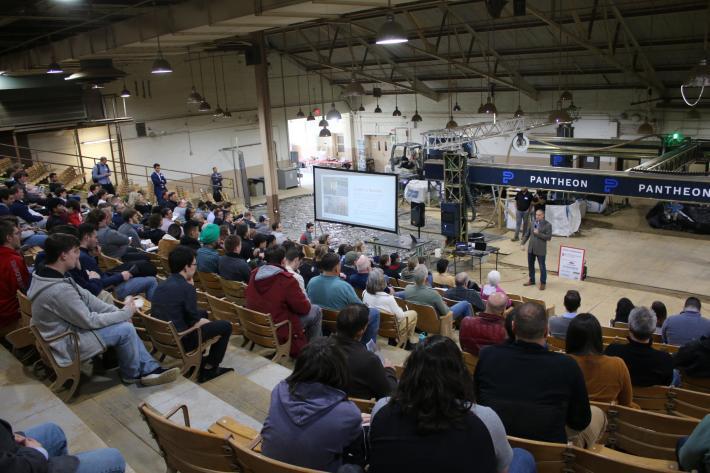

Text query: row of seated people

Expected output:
[2,227,710,472]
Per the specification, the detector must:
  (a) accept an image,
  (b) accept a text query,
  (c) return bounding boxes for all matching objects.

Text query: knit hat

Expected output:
[258,214,269,222]
[199,223,220,245]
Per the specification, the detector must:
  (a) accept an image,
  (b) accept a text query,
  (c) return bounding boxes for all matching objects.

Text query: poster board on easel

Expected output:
[558,246,586,281]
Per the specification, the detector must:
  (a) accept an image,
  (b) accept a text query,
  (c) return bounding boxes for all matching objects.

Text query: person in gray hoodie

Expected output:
[28,232,179,386]
[260,337,364,473]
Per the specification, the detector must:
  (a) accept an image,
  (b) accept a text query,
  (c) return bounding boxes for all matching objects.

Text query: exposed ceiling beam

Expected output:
[526,4,667,97]
[444,6,538,100]
[607,0,667,96]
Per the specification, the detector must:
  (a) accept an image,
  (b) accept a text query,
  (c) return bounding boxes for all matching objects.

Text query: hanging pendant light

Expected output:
[317,76,328,130]
[151,35,172,74]
[453,87,461,111]
[411,65,422,122]
[319,127,332,137]
[120,80,131,98]
[560,90,573,102]
[295,73,305,118]
[637,117,654,135]
[681,58,710,106]
[318,117,329,127]
[47,61,64,74]
[211,56,224,117]
[325,71,341,120]
[477,79,485,113]
[548,101,571,124]
[358,96,365,112]
[446,116,458,129]
[342,76,366,97]
[306,74,315,120]
[513,105,525,118]
[186,49,202,103]
[219,56,232,118]
[481,83,497,115]
[453,102,461,112]
[392,84,401,116]
[376,2,408,45]
[196,53,211,112]
[374,97,382,113]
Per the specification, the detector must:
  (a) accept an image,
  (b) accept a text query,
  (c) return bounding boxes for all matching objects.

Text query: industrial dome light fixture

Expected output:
[326,102,341,121]
[47,61,64,74]
[198,98,211,112]
[319,127,332,137]
[306,111,316,121]
[296,108,305,118]
[453,102,461,112]
[411,64,422,122]
[559,89,573,102]
[120,80,131,98]
[188,86,202,104]
[547,103,572,124]
[513,105,525,118]
[445,116,458,129]
[392,84,402,116]
[681,58,710,106]
[637,117,654,135]
[375,2,408,46]
[318,116,329,127]
[341,75,366,97]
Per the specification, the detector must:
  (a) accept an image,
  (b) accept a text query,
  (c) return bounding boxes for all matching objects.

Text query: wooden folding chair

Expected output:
[394,296,409,312]
[205,293,247,342]
[236,306,291,364]
[221,279,248,306]
[462,351,478,375]
[353,287,364,299]
[139,313,220,381]
[602,325,662,344]
[634,385,710,420]
[592,401,698,461]
[681,375,710,394]
[321,308,338,335]
[197,271,225,298]
[378,310,409,348]
[507,436,567,473]
[30,325,85,401]
[349,397,376,414]
[407,300,453,338]
[196,289,211,314]
[546,336,566,353]
[98,253,122,272]
[229,436,326,473]
[138,402,240,473]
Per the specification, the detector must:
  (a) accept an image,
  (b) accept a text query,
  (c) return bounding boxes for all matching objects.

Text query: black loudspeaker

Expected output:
[135,122,147,137]
[245,45,261,65]
[440,202,461,238]
[372,87,382,98]
[411,202,426,228]
[513,0,526,16]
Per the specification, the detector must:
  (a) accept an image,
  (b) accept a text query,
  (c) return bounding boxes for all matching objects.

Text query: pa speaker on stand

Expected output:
[411,202,425,239]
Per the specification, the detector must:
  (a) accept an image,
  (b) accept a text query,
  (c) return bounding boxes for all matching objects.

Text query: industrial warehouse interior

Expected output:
[1,1,710,472]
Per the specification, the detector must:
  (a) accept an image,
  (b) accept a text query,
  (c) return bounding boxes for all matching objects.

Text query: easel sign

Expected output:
[558,246,586,281]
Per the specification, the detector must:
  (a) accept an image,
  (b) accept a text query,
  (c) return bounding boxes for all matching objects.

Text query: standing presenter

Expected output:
[521,209,552,290]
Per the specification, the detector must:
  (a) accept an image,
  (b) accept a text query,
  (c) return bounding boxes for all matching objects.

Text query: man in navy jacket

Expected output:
[150,163,167,206]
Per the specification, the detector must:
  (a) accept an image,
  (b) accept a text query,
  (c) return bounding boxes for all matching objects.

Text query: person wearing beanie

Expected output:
[196,223,220,273]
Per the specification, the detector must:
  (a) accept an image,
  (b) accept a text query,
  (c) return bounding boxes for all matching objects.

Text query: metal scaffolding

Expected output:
[422,117,553,152]
[443,151,468,242]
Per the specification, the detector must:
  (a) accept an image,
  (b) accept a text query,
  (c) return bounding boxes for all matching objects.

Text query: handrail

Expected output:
[0,143,236,198]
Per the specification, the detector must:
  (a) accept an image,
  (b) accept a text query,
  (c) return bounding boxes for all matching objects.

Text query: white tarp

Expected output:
[404,180,429,203]
[506,200,582,237]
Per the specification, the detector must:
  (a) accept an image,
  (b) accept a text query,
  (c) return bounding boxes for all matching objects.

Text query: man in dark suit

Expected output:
[521,209,552,290]
[150,163,167,206]
[0,418,125,472]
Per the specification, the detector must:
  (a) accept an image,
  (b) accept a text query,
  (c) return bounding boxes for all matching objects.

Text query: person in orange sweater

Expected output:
[565,313,637,408]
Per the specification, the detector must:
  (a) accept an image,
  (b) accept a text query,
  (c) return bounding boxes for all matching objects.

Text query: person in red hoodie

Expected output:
[66,199,84,227]
[459,292,509,356]
[246,246,312,358]
[0,218,31,332]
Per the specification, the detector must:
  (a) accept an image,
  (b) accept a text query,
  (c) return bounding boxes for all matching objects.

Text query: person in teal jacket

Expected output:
[678,414,710,473]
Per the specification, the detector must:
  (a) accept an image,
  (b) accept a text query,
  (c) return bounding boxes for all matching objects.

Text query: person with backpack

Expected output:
[92,157,115,194]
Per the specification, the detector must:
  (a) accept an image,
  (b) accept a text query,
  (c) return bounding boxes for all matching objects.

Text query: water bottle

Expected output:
[418,332,427,343]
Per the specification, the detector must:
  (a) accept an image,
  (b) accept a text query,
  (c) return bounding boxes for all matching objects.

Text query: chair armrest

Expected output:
[164,404,191,427]
[41,330,80,364]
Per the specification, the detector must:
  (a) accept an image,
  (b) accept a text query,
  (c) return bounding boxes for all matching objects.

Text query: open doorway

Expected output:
[287,113,352,169]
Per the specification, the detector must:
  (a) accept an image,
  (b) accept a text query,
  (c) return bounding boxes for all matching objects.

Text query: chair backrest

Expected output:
[407,300,443,334]
[521,295,546,307]
[16,290,32,324]
[507,436,567,473]
[614,322,629,329]
[139,314,187,360]
[394,296,408,312]
[353,286,364,299]
[507,293,524,303]
[601,325,662,344]
[349,397,376,414]
[139,402,239,473]
[321,308,339,335]
[221,279,248,306]
[462,351,478,375]
[98,253,122,272]
[235,306,282,350]
[197,271,225,298]
[546,336,566,353]
[592,401,698,461]
[681,375,710,394]
[229,437,325,473]
[634,385,710,419]
[205,293,244,336]
[377,310,401,340]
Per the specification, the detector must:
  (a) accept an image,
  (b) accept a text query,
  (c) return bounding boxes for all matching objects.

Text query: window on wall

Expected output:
[334,134,345,155]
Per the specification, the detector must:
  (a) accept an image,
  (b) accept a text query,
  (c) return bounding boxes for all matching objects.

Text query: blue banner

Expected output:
[423,162,710,204]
